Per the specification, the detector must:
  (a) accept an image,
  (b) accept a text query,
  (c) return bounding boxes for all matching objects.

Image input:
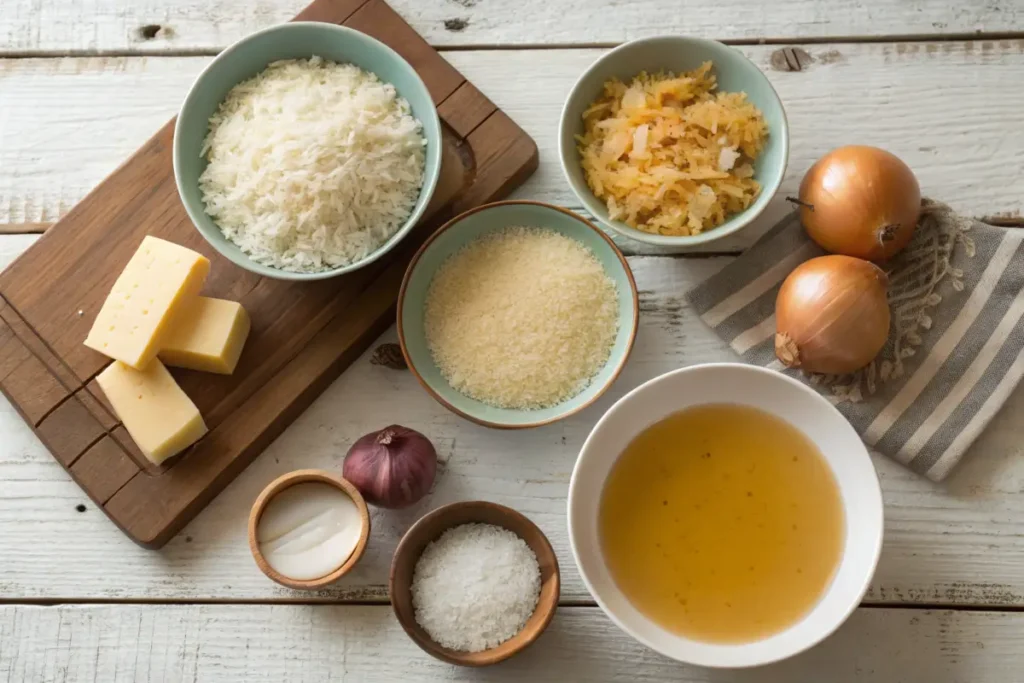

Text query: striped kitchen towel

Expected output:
[686,199,1024,481]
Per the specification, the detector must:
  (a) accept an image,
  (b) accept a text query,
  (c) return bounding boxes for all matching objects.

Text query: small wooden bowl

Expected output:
[248,469,370,590]
[389,500,560,667]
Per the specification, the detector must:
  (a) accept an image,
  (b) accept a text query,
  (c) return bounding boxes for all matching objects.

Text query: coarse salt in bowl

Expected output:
[567,363,883,668]
[389,501,561,667]
[411,523,541,653]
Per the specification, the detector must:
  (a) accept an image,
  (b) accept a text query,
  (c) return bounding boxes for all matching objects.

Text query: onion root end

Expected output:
[775,332,802,368]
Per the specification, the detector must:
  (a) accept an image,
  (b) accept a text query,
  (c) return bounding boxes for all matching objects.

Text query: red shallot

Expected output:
[342,425,437,509]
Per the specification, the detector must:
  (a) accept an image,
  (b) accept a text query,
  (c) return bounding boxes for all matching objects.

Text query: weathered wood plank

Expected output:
[2,236,1024,604]
[0,224,48,235]
[2,43,1024,256]
[0,0,538,549]
[0,604,1019,682]
[0,236,38,271]
[1,0,1021,53]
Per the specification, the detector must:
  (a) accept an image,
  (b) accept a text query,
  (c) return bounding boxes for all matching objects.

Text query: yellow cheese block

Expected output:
[96,360,208,465]
[159,297,251,374]
[84,236,210,369]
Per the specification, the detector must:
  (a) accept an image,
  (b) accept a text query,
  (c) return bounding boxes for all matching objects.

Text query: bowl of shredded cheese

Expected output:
[173,22,442,280]
[397,200,639,429]
[558,36,789,247]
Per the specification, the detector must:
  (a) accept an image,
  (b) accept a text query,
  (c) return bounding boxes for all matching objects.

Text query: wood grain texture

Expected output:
[0,353,68,426]
[0,318,32,384]
[0,300,81,392]
[75,385,118,431]
[1,0,1021,53]
[34,396,106,467]
[3,252,1024,605]
[110,425,149,472]
[68,437,142,504]
[3,42,1024,255]
[435,81,496,139]
[347,0,463,101]
[3,0,1024,623]
[0,224,49,234]
[0,0,538,548]
[1,604,1020,682]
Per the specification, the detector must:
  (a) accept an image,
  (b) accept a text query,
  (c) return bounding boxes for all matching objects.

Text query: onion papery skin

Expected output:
[775,255,891,375]
[798,145,921,262]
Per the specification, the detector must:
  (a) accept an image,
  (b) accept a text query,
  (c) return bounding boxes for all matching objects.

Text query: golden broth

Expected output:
[599,403,844,644]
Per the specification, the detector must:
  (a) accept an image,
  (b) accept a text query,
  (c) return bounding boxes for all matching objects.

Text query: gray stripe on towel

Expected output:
[873,238,1024,458]
[687,212,805,315]
[686,201,1024,481]
[911,308,1024,474]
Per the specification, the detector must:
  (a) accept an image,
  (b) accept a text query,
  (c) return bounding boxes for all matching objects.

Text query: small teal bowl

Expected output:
[173,22,443,281]
[558,36,789,248]
[397,201,639,429]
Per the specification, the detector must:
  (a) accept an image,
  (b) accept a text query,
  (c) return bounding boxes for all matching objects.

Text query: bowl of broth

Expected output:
[567,363,883,668]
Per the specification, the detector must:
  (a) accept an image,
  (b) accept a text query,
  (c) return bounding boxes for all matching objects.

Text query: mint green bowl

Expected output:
[558,36,789,248]
[398,201,639,429]
[173,22,442,281]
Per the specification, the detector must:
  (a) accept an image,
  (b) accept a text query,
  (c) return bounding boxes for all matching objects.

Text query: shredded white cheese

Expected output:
[411,523,541,652]
[199,57,426,273]
[424,226,620,409]
[718,145,741,171]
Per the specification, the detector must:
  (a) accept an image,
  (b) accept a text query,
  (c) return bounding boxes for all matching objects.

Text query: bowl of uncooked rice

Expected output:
[173,22,442,280]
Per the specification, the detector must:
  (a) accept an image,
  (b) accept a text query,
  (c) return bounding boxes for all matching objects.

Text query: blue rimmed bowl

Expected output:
[558,35,789,248]
[173,22,442,281]
[397,200,639,429]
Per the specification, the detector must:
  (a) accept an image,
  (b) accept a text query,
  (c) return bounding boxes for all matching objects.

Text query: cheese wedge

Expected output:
[96,359,207,464]
[84,236,210,369]
[159,297,251,374]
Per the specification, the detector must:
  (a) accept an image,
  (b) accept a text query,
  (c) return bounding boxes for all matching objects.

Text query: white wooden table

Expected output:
[3,2,1024,680]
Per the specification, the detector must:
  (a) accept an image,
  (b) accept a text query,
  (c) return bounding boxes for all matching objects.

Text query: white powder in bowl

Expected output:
[410,523,542,652]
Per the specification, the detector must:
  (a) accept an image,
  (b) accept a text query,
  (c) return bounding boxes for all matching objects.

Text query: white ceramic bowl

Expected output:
[567,363,883,668]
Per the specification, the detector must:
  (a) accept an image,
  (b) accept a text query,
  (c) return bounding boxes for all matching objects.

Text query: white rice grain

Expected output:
[199,57,426,273]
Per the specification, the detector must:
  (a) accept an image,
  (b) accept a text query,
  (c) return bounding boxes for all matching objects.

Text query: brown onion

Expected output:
[775,255,890,375]
[797,145,921,261]
[342,425,437,509]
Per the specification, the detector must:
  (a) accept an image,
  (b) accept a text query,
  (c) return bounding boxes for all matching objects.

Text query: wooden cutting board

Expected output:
[0,0,537,549]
